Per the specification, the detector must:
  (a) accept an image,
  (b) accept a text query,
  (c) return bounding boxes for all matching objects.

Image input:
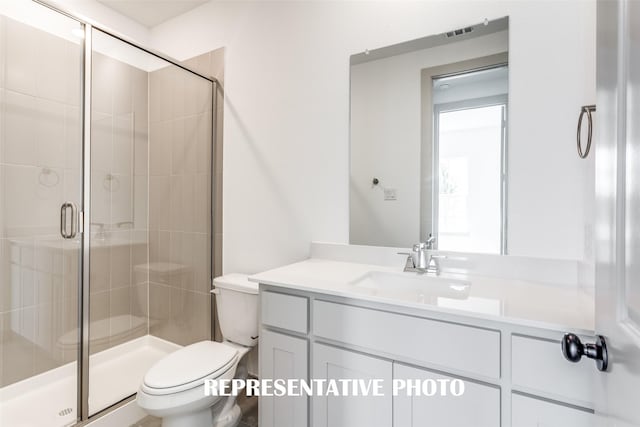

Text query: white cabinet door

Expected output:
[312,343,392,427]
[512,393,594,427]
[259,329,308,427]
[393,363,500,427]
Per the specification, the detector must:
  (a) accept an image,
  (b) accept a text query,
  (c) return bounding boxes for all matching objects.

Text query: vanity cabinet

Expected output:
[259,286,595,427]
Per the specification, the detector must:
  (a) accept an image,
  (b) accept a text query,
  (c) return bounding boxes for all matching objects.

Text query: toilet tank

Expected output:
[213,274,259,347]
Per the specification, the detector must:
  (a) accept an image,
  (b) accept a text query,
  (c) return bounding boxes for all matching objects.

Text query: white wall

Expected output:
[349,31,508,248]
[145,1,595,272]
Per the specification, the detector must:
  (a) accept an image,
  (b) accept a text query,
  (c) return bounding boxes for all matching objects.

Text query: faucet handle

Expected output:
[427,254,446,271]
[397,252,416,269]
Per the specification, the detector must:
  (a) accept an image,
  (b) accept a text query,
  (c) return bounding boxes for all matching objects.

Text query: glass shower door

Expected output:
[88,28,213,416]
[0,8,84,427]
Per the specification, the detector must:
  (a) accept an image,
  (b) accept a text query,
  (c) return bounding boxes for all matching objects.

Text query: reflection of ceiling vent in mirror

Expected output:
[445,27,474,38]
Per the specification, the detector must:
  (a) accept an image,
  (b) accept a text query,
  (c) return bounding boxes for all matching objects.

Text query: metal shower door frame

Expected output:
[32,1,218,423]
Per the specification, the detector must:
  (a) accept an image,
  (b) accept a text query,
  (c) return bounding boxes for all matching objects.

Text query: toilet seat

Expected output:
[141,341,239,396]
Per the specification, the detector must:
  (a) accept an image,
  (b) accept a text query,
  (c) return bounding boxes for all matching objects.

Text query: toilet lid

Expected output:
[143,341,238,394]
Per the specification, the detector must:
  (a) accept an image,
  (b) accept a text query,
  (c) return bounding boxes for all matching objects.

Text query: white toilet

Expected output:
[137,274,259,427]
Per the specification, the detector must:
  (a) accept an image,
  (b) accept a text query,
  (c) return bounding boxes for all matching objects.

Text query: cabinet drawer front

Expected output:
[313,300,500,379]
[394,363,500,427]
[512,393,594,427]
[512,335,595,407]
[261,291,308,333]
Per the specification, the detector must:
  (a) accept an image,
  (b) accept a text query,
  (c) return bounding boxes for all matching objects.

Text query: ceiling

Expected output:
[97,0,209,28]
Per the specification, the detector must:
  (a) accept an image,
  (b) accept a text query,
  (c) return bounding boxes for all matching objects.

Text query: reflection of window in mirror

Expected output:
[420,54,508,255]
[432,66,507,254]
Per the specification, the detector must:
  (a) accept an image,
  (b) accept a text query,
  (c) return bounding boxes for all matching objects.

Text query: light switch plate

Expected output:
[384,188,397,201]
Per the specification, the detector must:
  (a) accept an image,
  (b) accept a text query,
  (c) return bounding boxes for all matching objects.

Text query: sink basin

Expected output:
[349,270,471,302]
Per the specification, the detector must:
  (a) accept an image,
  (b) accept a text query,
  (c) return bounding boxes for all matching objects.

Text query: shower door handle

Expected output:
[60,202,78,239]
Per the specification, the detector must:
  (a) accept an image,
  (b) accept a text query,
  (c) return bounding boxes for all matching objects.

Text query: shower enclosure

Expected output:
[0,2,216,425]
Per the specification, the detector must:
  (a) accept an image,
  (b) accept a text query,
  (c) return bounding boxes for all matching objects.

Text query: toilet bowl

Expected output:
[137,274,259,427]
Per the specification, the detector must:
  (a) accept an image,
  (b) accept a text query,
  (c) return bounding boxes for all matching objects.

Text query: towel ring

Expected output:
[38,167,60,187]
[577,105,596,159]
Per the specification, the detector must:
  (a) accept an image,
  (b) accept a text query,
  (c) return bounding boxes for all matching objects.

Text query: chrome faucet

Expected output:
[397,242,429,272]
[398,237,446,274]
[413,242,430,270]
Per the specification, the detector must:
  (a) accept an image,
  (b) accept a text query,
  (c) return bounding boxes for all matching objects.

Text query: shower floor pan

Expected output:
[0,335,180,427]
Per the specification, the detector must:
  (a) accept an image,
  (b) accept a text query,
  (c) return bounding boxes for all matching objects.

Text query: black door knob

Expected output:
[561,333,608,372]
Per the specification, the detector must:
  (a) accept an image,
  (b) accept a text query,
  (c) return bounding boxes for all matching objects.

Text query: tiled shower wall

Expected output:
[146,55,216,346]
[182,50,225,341]
[177,49,251,376]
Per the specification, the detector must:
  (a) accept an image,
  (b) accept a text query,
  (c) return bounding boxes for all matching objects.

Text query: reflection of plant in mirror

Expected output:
[439,163,458,195]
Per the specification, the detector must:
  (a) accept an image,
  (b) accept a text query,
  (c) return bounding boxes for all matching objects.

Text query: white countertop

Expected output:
[250,258,595,334]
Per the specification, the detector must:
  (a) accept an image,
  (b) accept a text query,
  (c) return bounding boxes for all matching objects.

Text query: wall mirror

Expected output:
[350,18,510,254]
